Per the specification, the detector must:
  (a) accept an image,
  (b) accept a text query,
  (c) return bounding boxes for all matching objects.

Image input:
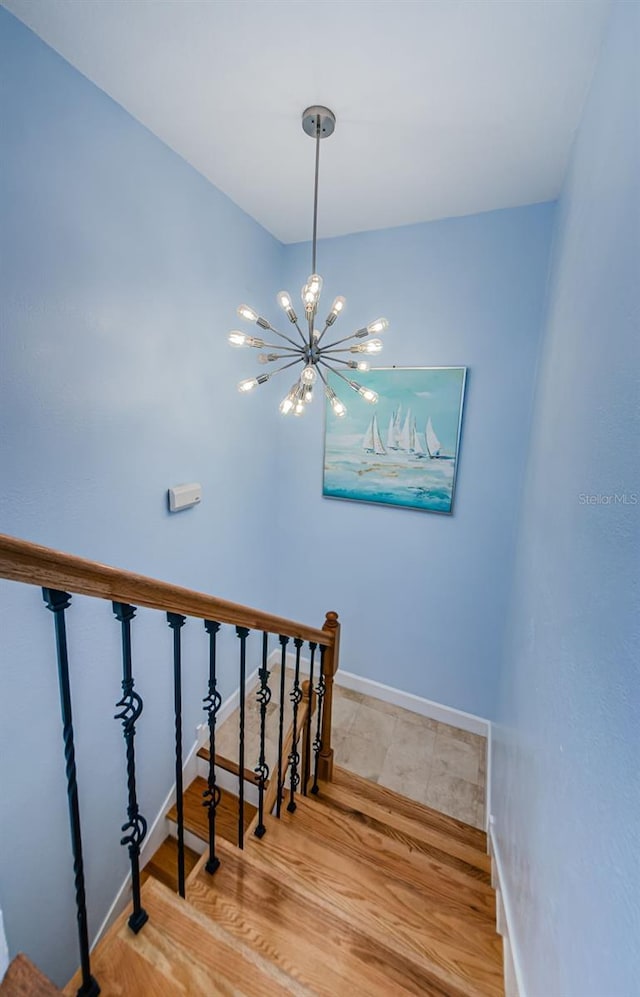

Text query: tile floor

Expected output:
[215,670,486,830]
[331,685,486,829]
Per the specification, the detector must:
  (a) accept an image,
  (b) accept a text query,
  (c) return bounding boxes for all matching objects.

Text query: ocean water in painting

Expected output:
[323,368,466,514]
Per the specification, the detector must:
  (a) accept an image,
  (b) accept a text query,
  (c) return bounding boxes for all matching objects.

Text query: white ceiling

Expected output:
[3,0,611,244]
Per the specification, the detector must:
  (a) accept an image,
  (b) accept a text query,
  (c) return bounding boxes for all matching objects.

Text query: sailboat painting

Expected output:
[323,367,467,514]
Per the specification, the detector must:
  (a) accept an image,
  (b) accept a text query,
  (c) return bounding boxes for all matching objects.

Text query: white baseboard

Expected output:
[267,650,489,737]
[337,670,489,737]
[485,721,492,833]
[0,909,9,983]
[267,648,312,676]
[489,819,526,997]
[91,668,259,948]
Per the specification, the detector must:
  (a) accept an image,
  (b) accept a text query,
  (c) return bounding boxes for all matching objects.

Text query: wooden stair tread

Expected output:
[188,836,452,997]
[281,795,495,918]
[0,954,60,995]
[167,775,256,845]
[250,813,503,995]
[67,877,304,996]
[332,764,487,850]
[260,818,495,940]
[318,779,491,880]
[141,836,200,894]
[196,746,262,785]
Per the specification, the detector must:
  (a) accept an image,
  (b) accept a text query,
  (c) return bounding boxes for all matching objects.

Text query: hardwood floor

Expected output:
[166,775,256,845]
[0,954,60,995]
[72,766,503,995]
[66,878,302,996]
[140,836,200,894]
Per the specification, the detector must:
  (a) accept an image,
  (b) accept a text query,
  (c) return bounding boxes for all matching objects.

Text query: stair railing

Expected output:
[0,533,340,997]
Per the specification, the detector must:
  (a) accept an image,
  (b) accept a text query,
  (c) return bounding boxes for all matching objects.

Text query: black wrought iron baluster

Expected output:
[112,602,148,933]
[202,620,221,874]
[275,634,289,818]
[254,632,271,838]
[303,642,317,797]
[42,589,100,997]
[287,638,304,813]
[167,612,186,897]
[311,644,326,795]
[235,626,250,849]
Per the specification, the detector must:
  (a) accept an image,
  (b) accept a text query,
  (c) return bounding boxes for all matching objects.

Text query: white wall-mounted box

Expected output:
[168,482,202,512]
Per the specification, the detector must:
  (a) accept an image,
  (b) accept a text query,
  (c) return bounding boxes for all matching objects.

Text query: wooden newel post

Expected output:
[318,610,340,782]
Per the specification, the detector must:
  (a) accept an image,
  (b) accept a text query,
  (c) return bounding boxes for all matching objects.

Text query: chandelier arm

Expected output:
[315,366,331,392]
[322,355,352,366]
[293,320,309,346]
[319,346,363,355]
[260,353,300,363]
[318,362,357,392]
[316,364,348,408]
[269,358,305,378]
[315,323,331,345]
[320,332,365,350]
[268,326,307,350]
[259,342,302,353]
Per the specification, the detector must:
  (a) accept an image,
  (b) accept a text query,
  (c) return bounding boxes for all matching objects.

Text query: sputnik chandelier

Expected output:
[229,105,389,418]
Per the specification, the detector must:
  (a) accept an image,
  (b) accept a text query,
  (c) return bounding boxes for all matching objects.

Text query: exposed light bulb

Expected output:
[304,387,314,403]
[237,304,258,323]
[307,274,323,296]
[238,378,258,393]
[279,395,295,415]
[258,353,281,364]
[325,295,346,327]
[367,317,389,334]
[277,290,298,323]
[350,338,383,355]
[331,397,347,417]
[228,332,264,348]
[356,360,370,371]
[294,399,305,416]
[359,387,378,404]
[324,383,347,417]
[301,364,317,385]
[302,286,316,312]
[302,274,323,313]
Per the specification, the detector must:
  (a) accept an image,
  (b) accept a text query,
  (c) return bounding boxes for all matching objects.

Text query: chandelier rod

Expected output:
[311,116,321,274]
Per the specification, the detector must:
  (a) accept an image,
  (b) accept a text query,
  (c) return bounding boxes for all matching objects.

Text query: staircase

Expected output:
[0,535,503,996]
[65,765,503,996]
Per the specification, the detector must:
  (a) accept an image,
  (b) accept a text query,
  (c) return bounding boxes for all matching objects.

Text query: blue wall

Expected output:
[0,8,282,984]
[277,205,554,720]
[4,1,636,992]
[491,2,640,994]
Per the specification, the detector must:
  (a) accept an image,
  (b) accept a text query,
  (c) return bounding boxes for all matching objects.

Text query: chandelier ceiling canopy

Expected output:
[229,105,389,419]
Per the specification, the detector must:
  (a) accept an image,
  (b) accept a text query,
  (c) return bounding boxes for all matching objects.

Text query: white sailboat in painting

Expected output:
[399,410,412,451]
[364,408,450,460]
[383,407,428,456]
[362,413,386,455]
[425,416,449,458]
[386,406,402,450]
[411,417,426,456]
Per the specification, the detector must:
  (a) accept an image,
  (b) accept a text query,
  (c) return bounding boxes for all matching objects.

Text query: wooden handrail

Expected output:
[0,534,332,646]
